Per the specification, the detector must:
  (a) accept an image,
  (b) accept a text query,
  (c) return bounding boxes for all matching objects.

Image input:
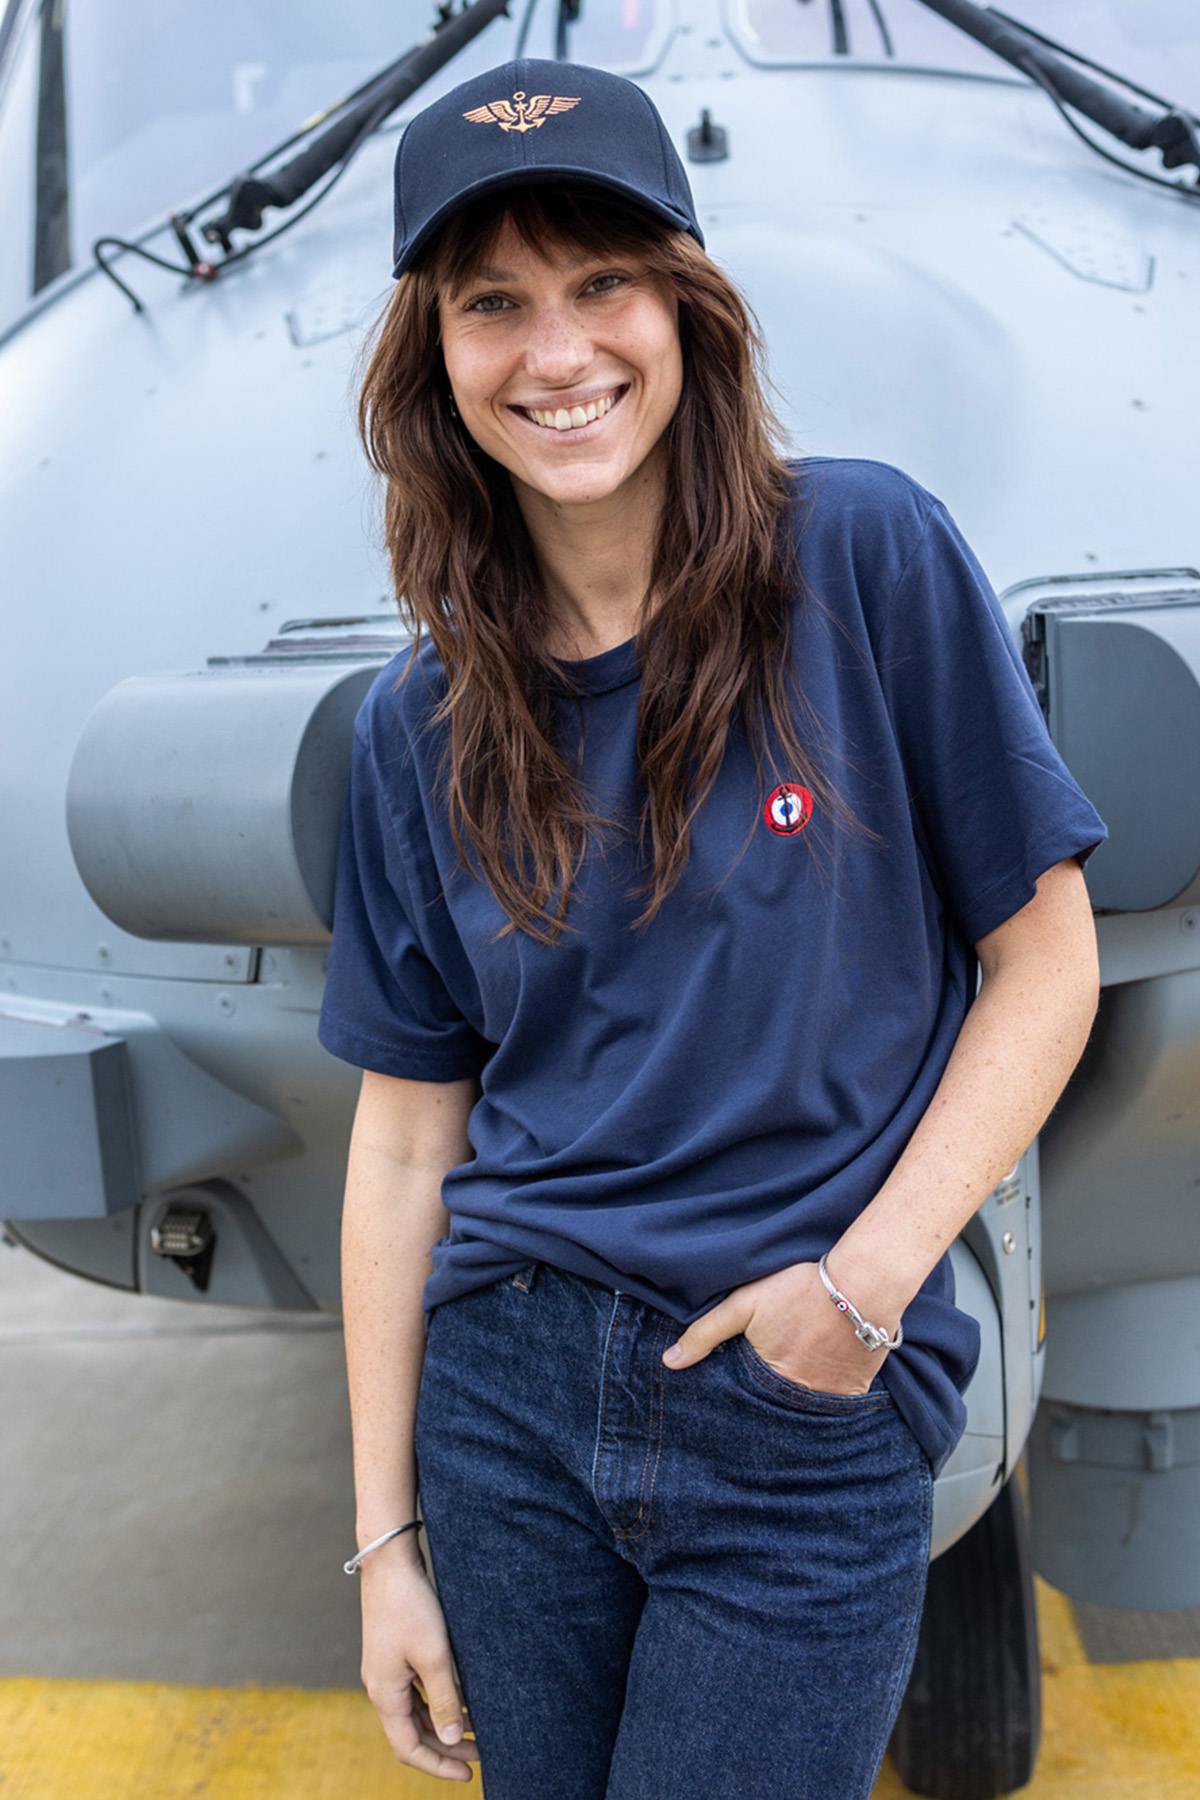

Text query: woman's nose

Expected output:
[523,307,592,381]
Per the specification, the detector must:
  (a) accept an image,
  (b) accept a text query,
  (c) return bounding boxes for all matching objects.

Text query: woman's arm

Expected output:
[342,1065,479,1566]
[659,856,1102,1390]
[826,854,1102,1323]
[342,1067,483,1778]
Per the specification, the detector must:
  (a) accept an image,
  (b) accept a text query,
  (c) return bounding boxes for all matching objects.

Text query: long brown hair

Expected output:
[357,184,883,944]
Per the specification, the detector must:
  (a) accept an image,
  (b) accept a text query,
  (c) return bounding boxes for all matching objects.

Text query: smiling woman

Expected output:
[322,50,1108,1800]
[355,172,881,934]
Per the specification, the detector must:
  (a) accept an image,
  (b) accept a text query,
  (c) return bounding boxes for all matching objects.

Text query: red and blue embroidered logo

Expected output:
[763,782,813,837]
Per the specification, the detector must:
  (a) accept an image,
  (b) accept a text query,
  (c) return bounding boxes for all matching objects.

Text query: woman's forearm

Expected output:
[827,955,1101,1326]
[341,1109,467,1564]
[343,1147,440,1547]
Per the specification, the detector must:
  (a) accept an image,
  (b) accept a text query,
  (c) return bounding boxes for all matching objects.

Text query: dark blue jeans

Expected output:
[414,1259,933,1799]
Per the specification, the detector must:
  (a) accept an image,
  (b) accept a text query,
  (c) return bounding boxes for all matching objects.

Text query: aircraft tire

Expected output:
[887,1471,1042,1798]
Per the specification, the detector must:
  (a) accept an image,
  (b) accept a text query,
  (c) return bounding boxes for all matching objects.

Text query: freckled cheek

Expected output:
[457,359,514,433]
[623,313,682,406]
[441,328,506,418]
[645,341,683,424]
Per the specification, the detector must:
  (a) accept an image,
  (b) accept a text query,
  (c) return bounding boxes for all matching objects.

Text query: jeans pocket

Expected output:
[732,1332,894,1413]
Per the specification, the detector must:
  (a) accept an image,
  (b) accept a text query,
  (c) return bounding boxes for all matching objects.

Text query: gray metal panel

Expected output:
[0,1012,138,1218]
[1043,1279,1200,1413]
[66,660,384,946]
[3,1210,137,1290]
[931,1240,1005,1559]
[1027,1396,1200,1609]
[960,1146,1046,1482]
[1044,599,1200,912]
[1038,968,1200,1309]
[0,992,302,1217]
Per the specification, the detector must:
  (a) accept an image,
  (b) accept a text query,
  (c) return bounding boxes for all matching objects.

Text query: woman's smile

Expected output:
[508,382,631,441]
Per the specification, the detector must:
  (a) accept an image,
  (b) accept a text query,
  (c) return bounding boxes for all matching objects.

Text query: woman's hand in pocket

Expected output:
[661,1258,901,1395]
[359,1540,478,1782]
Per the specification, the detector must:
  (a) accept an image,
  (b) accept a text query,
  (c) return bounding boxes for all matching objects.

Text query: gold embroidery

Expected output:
[462,91,581,134]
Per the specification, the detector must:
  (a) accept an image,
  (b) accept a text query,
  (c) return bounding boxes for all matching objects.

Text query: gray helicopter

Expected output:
[2,2,1198,1795]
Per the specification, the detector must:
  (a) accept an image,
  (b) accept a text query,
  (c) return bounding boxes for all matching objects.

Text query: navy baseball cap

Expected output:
[391,58,705,279]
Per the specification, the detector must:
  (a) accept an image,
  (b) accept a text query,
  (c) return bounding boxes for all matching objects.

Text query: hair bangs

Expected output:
[418,183,677,304]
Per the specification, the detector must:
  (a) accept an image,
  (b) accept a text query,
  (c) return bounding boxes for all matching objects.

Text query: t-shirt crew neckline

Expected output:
[544,633,641,695]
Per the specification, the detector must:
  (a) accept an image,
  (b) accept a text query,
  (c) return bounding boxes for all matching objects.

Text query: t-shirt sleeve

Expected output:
[874,496,1110,947]
[317,722,492,1082]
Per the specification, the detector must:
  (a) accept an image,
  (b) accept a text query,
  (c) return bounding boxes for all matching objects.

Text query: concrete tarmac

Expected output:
[2,1238,1198,1797]
[0,1237,361,1691]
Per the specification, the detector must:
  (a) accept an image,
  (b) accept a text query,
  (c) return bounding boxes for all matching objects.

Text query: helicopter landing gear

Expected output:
[888,1470,1042,1799]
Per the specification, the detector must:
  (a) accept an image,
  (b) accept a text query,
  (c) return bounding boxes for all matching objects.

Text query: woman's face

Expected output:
[436,216,683,511]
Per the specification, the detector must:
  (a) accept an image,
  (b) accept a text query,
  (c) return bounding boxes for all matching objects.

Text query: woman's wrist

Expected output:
[355,1458,421,1548]
[352,1516,426,1571]
[357,1508,420,1545]
[823,1239,916,1333]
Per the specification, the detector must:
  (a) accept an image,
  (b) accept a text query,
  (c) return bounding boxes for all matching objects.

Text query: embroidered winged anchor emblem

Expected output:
[462,90,581,133]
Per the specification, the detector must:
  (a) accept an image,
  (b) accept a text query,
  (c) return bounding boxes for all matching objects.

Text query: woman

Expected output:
[318,56,1108,1798]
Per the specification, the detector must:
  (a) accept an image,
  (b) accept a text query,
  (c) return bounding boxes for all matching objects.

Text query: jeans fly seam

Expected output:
[629,1313,667,1509]
[614,1311,669,1542]
[591,1290,623,1517]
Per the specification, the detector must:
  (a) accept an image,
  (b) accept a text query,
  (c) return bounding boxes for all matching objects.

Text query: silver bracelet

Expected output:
[818,1251,903,1351]
[344,1518,423,1575]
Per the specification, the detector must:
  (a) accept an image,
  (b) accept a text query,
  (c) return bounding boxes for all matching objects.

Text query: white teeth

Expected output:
[523,388,621,431]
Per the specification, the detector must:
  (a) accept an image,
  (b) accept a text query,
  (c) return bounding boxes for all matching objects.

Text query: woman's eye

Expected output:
[464,272,627,314]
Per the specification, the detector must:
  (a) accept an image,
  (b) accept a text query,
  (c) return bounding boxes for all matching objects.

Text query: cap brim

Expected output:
[392,166,700,278]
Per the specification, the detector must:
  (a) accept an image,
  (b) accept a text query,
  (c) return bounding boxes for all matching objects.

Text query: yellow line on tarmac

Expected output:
[0,1678,464,1798]
[874,1574,1200,1798]
[2,1579,1198,1799]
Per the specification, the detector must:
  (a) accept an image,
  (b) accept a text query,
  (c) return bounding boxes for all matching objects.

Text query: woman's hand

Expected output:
[359,1537,479,1783]
[661,1259,899,1393]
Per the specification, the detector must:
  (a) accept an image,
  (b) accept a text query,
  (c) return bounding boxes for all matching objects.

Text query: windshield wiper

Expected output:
[555,0,580,61]
[32,0,69,291]
[908,0,1200,199]
[94,0,512,313]
[201,0,510,256]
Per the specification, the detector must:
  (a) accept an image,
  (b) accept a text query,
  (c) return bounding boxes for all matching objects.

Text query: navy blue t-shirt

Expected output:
[318,456,1109,1479]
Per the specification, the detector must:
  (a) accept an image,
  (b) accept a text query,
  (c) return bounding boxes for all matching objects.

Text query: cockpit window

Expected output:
[562,0,667,71]
[62,4,443,268]
[0,0,674,338]
[1,0,1195,341]
[729,0,1198,107]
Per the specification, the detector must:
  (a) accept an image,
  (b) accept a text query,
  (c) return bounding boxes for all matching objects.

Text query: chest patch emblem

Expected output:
[763,782,814,837]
